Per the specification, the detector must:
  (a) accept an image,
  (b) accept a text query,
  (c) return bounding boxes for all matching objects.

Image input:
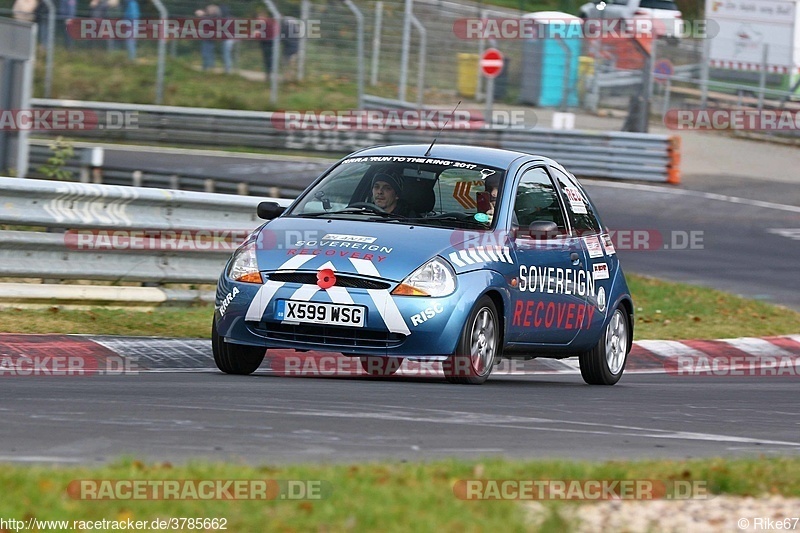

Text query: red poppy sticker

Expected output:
[317,269,336,290]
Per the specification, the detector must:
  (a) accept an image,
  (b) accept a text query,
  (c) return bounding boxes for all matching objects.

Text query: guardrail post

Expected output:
[132,170,143,187]
[169,175,179,189]
[237,182,249,196]
[204,179,215,193]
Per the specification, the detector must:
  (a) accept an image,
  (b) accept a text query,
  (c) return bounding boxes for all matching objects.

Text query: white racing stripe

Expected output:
[289,283,320,302]
[350,258,411,335]
[458,249,474,265]
[449,252,466,268]
[475,247,493,263]
[244,254,315,321]
[245,280,284,321]
[483,247,500,262]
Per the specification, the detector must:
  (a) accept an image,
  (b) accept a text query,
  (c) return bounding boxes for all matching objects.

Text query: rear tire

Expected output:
[579,306,629,385]
[443,296,499,385]
[212,319,265,375]
[360,356,404,376]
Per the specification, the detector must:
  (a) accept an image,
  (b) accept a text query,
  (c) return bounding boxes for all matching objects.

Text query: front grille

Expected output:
[267,272,391,290]
[250,322,406,349]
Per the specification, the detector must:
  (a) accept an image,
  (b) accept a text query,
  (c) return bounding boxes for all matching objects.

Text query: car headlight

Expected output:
[227,241,263,284]
[392,257,456,297]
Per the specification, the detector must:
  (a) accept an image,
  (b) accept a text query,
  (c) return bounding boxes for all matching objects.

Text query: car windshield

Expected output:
[286,155,506,230]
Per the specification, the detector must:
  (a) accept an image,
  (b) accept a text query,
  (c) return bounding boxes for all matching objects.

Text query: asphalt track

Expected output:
[3,371,798,464]
[2,335,799,464]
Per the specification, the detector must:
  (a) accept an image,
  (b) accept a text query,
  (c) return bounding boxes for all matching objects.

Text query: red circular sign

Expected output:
[480,48,504,79]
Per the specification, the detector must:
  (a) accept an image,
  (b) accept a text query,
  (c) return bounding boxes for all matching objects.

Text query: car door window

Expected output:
[550,167,601,236]
[512,167,567,234]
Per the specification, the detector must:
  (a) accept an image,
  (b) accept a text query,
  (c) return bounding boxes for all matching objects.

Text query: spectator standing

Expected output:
[89,0,109,49]
[123,0,140,61]
[198,4,222,71]
[33,0,48,45]
[219,4,234,74]
[58,0,76,49]
[254,10,276,78]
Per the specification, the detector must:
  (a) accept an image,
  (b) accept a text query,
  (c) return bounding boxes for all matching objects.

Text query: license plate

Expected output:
[275,300,366,327]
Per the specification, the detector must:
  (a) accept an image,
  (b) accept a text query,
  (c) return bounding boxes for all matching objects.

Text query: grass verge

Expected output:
[1,274,798,340]
[2,457,798,531]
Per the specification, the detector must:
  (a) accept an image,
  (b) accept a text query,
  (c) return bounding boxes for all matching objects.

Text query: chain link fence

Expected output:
[2,0,799,137]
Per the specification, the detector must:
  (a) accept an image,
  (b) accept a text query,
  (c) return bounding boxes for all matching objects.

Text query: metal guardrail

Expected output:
[30,99,680,183]
[27,141,310,198]
[0,177,290,285]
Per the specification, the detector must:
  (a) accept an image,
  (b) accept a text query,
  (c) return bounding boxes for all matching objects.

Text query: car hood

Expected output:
[254,217,488,281]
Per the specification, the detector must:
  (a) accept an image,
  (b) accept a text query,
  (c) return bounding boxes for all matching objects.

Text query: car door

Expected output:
[549,166,611,338]
[507,166,589,345]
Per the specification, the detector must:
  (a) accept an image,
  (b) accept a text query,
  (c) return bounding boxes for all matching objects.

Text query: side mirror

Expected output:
[257,201,285,220]
[516,220,559,240]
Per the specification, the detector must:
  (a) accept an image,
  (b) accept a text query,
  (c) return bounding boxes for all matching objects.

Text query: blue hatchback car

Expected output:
[213,144,633,385]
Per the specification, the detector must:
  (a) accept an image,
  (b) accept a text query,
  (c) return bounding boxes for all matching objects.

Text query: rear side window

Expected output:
[512,167,567,233]
[550,167,601,235]
[639,0,679,9]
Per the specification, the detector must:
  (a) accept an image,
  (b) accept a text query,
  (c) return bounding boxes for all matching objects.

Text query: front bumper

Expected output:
[215,269,507,359]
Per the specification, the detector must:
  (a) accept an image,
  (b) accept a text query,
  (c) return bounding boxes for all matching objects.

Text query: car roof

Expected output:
[351,144,560,170]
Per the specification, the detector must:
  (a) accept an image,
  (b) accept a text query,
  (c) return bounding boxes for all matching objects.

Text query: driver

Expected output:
[371,172,416,217]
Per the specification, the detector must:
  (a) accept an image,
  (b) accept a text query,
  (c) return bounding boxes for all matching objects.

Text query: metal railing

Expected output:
[27,141,312,198]
[0,176,290,285]
[30,98,681,183]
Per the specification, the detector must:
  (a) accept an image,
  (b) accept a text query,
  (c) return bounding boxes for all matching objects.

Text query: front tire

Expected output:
[579,306,629,385]
[360,356,404,376]
[443,296,500,384]
[212,319,265,375]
